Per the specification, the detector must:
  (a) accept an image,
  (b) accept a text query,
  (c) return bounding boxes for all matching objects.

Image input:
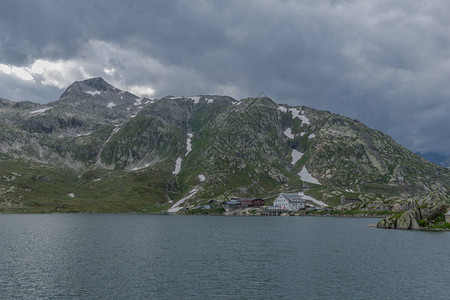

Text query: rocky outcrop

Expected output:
[377,193,448,230]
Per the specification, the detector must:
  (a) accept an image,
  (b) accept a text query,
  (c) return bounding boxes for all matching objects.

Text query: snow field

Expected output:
[298,166,321,185]
[284,128,295,139]
[172,157,182,175]
[291,150,303,165]
[298,192,328,207]
[86,90,101,95]
[289,107,310,124]
[30,107,52,115]
[277,106,288,113]
[168,188,199,212]
[131,163,150,171]
[186,133,193,156]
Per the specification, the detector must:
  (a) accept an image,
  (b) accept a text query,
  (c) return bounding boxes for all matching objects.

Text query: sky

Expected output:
[0,0,449,159]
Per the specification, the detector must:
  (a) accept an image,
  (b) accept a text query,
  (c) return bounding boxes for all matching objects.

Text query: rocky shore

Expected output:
[377,193,449,230]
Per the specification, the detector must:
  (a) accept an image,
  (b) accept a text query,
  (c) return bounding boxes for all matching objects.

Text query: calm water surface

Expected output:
[0,214,449,299]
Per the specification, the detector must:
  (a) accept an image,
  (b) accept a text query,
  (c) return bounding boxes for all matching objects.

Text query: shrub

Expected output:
[418,219,427,227]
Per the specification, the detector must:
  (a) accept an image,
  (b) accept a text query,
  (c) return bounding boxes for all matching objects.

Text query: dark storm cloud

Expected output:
[0,73,61,102]
[1,0,450,156]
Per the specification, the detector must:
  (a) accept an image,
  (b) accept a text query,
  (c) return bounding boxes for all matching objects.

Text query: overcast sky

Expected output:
[1,0,449,157]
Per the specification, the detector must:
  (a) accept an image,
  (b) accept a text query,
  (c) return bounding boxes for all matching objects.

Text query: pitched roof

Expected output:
[281,193,305,203]
[224,200,241,205]
[231,197,262,201]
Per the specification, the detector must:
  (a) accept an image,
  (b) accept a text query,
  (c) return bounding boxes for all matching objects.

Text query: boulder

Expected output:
[377,195,447,230]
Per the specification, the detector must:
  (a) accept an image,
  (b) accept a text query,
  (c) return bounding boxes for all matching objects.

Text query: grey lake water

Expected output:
[0,215,449,299]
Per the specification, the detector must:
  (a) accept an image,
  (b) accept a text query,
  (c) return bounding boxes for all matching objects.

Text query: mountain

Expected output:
[1,78,449,213]
[442,158,450,168]
[416,152,450,168]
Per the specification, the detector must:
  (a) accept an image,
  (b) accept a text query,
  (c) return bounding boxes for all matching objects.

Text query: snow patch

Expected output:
[291,149,303,165]
[105,126,121,144]
[93,178,101,182]
[298,167,321,185]
[345,188,355,193]
[112,126,121,134]
[86,90,101,96]
[188,96,201,104]
[199,174,206,182]
[134,97,143,106]
[30,107,52,115]
[284,128,295,139]
[185,133,193,156]
[172,157,182,175]
[232,101,242,105]
[207,98,214,104]
[300,132,306,137]
[299,114,310,125]
[289,108,310,124]
[68,193,75,198]
[168,188,199,213]
[308,133,316,139]
[131,163,150,171]
[299,192,328,207]
[107,102,116,108]
[278,106,288,113]
[76,132,93,137]
[289,107,301,119]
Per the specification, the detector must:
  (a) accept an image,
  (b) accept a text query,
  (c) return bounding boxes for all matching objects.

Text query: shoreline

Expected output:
[2,211,449,231]
[371,224,450,232]
[0,210,388,218]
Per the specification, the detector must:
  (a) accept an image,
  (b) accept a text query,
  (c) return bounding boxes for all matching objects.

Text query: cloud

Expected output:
[0,39,244,100]
[1,0,450,156]
[0,63,34,81]
[128,86,155,98]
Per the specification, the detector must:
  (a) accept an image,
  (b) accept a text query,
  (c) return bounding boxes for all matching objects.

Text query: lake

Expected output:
[0,214,449,299]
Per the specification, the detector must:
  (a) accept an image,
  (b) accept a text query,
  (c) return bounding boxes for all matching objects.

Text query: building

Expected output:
[340,195,361,206]
[234,198,264,208]
[273,193,305,211]
[223,200,241,212]
[223,198,264,212]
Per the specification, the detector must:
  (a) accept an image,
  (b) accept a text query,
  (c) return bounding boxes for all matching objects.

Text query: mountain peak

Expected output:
[60,77,120,99]
[77,77,116,92]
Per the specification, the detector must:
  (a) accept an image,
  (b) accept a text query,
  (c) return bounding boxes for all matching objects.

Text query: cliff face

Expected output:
[1,78,450,213]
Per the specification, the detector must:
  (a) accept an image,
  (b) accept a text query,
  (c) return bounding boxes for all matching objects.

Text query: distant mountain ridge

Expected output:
[416,152,450,168]
[0,77,449,213]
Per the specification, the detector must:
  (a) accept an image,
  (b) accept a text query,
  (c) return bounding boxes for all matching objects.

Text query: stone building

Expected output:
[340,195,361,206]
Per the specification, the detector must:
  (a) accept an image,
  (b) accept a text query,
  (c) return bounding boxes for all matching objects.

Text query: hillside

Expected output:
[1,78,449,213]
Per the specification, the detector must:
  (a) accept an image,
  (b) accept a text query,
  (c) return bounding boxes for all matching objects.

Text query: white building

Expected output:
[273,193,306,211]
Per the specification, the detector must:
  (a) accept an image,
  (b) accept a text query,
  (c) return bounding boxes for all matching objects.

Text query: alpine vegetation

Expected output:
[0,78,449,213]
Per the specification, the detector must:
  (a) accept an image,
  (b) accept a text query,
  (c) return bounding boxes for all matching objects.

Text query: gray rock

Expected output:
[378,193,447,230]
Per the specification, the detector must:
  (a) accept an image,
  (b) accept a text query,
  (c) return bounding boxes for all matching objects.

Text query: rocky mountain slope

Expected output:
[1,77,449,213]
